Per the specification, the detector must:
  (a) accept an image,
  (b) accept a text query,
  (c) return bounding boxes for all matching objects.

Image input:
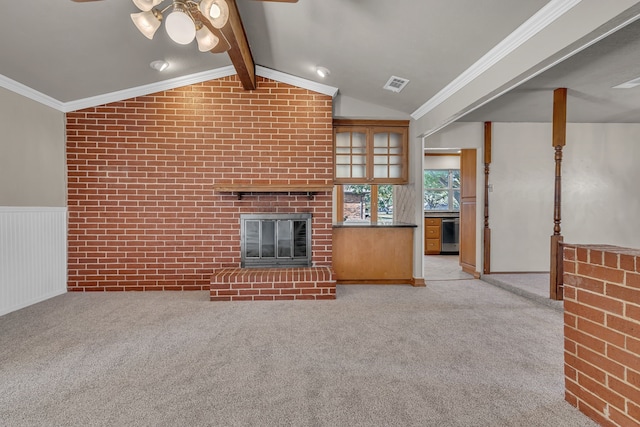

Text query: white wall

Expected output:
[490,122,640,272]
[0,207,67,316]
[490,123,553,271]
[564,123,640,247]
[394,120,424,280]
[0,88,67,315]
[0,87,67,207]
[333,95,410,120]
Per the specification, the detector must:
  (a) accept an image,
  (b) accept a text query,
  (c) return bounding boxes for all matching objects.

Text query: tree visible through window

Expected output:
[341,184,393,223]
[424,169,460,211]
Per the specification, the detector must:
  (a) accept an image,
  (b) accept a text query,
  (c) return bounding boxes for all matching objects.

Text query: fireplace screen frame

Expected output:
[240,213,312,268]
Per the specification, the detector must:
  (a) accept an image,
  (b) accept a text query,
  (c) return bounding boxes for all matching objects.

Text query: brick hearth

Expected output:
[211,266,336,301]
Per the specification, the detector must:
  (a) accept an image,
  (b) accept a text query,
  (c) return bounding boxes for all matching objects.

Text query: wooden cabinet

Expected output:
[460,149,477,276]
[333,225,415,284]
[333,119,409,184]
[424,218,442,255]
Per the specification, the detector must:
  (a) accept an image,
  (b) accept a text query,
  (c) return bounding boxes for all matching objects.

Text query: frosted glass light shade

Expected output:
[165,8,196,44]
[198,0,229,28]
[195,25,219,52]
[132,0,162,12]
[130,10,162,39]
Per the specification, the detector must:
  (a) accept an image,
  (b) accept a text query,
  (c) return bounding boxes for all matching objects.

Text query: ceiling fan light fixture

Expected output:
[132,0,163,12]
[210,4,221,18]
[130,9,163,40]
[195,23,220,52]
[199,0,229,29]
[165,4,196,45]
[315,66,330,78]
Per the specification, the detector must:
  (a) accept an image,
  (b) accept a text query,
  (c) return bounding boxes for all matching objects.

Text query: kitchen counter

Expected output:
[424,212,459,218]
[333,221,417,228]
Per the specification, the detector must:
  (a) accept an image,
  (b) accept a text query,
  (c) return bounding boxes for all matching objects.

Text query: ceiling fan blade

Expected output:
[253,0,298,2]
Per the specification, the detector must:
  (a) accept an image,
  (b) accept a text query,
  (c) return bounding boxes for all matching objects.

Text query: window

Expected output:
[424,169,460,211]
[337,184,393,223]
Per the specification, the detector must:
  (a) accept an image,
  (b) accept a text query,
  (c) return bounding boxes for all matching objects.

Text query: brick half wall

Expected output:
[563,244,640,426]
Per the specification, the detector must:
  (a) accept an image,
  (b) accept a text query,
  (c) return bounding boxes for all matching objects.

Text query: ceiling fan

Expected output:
[71,0,298,90]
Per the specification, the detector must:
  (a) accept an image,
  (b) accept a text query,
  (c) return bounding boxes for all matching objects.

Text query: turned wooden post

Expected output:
[550,88,567,301]
[483,122,492,275]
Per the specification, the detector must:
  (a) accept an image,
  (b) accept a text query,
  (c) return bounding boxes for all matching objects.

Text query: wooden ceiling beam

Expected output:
[220,0,256,90]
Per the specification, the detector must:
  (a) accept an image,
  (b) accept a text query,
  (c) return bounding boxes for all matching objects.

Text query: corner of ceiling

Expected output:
[410,0,582,122]
[256,66,339,97]
[1,65,339,113]
[0,74,66,112]
[61,66,238,113]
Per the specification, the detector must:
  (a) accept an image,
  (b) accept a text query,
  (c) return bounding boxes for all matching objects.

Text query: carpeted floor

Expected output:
[425,255,562,311]
[0,279,595,426]
[482,273,563,311]
[423,254,473,281]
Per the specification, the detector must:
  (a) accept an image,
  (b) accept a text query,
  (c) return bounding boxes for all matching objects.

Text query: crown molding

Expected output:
[256,66,339,97]
[61,66,237,112]
[0,74,65,111]
[411,0,582,120]
[1,65,338,112]
[417,3,640,139]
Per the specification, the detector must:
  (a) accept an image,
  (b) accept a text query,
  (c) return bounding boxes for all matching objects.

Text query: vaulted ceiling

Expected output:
[1,0,640,133]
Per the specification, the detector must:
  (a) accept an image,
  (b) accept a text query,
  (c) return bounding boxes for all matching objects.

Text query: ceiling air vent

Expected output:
[383,76,410,93]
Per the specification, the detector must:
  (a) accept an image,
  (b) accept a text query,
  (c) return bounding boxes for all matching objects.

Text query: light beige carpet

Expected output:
[0,281,594,426]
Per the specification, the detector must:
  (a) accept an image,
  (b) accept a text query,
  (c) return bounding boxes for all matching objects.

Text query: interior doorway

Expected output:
[423,149,473,280]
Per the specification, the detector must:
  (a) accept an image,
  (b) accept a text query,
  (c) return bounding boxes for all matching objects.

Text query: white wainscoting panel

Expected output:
[0,207,67,316]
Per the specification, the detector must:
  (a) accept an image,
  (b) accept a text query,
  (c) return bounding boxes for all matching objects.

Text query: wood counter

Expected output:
[332,222,417,285]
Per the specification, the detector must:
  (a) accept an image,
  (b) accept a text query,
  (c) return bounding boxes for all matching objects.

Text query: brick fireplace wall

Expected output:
[66,76,333,292]
[563,244,640,426]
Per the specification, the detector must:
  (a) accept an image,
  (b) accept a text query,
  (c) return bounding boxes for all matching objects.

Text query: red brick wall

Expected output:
[563,244,640,426]
[66,76,333,292]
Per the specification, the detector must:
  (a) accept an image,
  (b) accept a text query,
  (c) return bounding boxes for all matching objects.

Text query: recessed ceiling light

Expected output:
[315,66,330,78]
[150,60,169,72]
[613,76,640,89]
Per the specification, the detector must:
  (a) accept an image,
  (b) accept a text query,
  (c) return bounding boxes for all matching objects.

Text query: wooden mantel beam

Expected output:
[220,0,256,90]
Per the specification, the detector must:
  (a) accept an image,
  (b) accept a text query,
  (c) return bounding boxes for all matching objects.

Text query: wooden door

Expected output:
[460,149,477,277]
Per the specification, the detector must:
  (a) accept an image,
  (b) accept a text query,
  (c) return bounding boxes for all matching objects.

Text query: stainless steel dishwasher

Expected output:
[441,218,459,253]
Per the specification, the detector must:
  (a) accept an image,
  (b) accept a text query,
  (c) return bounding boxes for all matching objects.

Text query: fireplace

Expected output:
[240,213,312,268]
[211,201,335,301]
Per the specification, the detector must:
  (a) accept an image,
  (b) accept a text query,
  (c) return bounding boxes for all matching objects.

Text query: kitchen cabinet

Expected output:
[425,218,442,254]
[333,119,409,184]
[332,222,417,285]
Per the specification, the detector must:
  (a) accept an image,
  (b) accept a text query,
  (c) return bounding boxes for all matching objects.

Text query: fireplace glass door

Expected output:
[241,213,312,268]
